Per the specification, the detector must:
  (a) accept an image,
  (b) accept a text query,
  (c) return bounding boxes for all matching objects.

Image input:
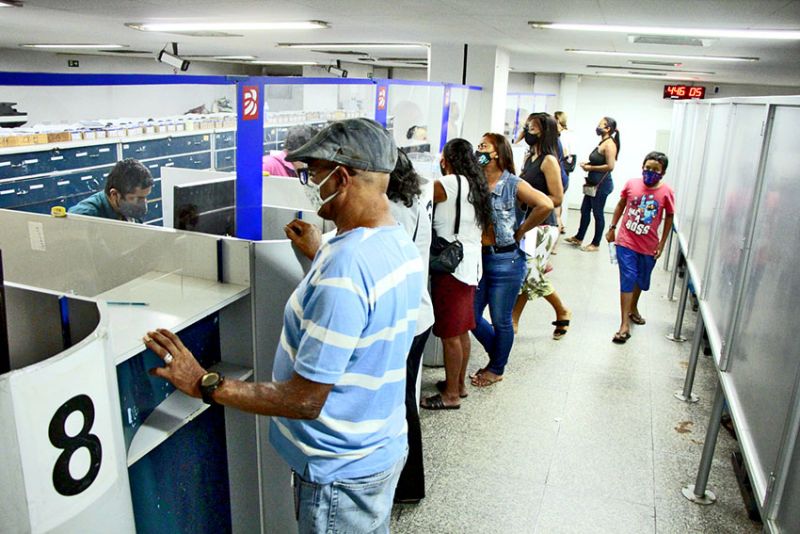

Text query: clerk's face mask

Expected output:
[299,165,340,212]
[112,187,149,220]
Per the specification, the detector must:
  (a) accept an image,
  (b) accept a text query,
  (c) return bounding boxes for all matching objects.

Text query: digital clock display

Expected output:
[663,85,706,100]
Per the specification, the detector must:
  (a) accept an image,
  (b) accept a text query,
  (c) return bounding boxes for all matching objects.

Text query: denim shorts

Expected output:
[293,452,407,534]
[617,245,657,293]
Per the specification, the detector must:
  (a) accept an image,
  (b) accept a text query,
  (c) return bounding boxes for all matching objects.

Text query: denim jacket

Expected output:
[489,170,522,247]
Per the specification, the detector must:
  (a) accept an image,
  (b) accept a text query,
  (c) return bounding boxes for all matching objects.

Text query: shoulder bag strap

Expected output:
[454,174,462,236]
[412,201,420,242]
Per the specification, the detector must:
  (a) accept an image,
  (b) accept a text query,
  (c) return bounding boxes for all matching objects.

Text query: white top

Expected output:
[390,193,435,335]
[432,174,482,286]
[559,129,574,157]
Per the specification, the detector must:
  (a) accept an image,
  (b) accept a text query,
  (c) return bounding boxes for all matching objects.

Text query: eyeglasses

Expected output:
[297,167,310,185]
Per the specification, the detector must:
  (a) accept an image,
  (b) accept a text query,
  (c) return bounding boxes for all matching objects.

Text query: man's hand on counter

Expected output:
[144,329,207,398]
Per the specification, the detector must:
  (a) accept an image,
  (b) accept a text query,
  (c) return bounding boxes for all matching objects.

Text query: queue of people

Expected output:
[74,113,676,533]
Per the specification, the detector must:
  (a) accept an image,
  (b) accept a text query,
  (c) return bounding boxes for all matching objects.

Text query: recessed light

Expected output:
[0,1,23,6]
[565,49,758,63]
[588,64,714,76]
[277,43,428,49]
[20,44,128,49]
[127,21,328,32]
[251,61,319,65]
[531,22,800,40]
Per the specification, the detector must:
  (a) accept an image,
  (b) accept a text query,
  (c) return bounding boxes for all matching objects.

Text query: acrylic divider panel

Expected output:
[387,83,444,156]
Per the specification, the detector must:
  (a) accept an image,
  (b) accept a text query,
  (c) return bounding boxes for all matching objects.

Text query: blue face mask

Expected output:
[643,169,663,186]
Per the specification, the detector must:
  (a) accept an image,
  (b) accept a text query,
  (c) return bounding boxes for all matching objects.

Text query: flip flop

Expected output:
[552,312,572,340]
[612,332,631,344]
[629,313,646,325]
[471,371,504,388]
[420,393,460,410]
[468,367,487,379]
[436,380,468,399]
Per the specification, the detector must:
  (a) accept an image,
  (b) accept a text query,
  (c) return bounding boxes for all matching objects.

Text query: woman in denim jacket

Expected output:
[470,133,554,387]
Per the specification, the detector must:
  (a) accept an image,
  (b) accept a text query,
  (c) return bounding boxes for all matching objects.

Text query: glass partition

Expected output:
[505,92,551,139]
[387,82,445,155]
[0,76,237,228]
[446,85,483,147]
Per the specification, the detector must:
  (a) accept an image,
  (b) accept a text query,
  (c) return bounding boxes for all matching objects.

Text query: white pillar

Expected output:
[429,43,510,136]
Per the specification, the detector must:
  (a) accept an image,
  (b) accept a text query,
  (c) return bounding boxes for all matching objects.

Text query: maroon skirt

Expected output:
[430,272,476,338]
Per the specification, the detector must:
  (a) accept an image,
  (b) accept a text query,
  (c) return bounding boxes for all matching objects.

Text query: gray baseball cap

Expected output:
[286,117,397,173]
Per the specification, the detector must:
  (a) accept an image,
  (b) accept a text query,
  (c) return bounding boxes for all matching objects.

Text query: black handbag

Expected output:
[429,175,464,274]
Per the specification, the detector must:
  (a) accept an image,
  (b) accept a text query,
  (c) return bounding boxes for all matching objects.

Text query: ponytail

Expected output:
[603,116,621,160]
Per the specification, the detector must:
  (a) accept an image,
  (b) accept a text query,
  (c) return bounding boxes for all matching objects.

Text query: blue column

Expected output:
[440,86,452,153]
[235,81,264,240]
[374,84,388,127]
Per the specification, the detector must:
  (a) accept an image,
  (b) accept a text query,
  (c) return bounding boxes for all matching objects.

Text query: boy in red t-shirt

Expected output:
[606,151,675,344]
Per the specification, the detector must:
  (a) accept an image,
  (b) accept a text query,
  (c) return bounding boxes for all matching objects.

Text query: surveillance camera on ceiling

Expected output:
[158,49,190,71]
[327,65,348,78]
[157,43,190,71]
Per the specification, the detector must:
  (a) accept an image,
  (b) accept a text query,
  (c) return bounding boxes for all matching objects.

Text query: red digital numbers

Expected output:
[663,85,705,100]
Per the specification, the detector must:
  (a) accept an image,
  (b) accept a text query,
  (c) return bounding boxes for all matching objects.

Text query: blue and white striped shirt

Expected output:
[269,224,423,483]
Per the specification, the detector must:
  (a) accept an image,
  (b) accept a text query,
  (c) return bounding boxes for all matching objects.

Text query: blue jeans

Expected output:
[293,453,406,534]
[576,178,614,246]
[472,249,526,375]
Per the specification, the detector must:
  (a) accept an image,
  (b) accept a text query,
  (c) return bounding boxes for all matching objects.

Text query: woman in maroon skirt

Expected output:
[421,138,493,410]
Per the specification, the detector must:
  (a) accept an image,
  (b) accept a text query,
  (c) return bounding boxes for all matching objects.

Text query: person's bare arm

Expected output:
[433,179,447,203]
[606,197,626,243]
[514,181,554,241]
[655,213,675,259]
[145,329,333,419]
[541,154,564,207]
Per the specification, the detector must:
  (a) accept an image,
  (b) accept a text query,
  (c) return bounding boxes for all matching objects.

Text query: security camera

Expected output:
[157,49,190,71]
[327,65,348,78]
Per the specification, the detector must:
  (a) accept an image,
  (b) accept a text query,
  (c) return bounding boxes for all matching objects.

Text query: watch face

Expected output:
[201,372,220,387]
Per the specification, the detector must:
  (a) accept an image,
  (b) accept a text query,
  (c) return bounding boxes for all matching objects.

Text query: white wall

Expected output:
[507,73,534,93]
[563,76,675,210]
[390,68,426,81]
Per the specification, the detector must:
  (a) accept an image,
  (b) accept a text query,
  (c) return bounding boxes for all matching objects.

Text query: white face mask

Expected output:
[303,165,340,212]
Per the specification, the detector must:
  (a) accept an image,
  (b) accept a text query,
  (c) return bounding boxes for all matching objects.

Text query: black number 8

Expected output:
[48,394,102,496]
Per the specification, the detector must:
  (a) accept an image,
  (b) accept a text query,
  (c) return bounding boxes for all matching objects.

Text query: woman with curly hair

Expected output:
[469,133,553,388]
[421,138,492,410]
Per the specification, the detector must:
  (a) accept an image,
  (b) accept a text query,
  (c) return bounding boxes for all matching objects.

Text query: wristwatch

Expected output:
[610,224,617,230]
[199,371,224,405]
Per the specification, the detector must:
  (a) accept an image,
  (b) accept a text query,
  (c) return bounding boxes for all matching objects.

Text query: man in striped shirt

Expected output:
[145,118,423,533]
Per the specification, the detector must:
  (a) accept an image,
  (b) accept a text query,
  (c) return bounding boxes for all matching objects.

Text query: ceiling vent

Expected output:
[628,35,716,47]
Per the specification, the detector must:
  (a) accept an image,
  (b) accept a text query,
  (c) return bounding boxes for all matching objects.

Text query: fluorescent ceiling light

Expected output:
[278,43,428,49]
[566,49,758,63]
[252,61,318,65]
[213,55,257,60]
[20,43,127,49]
[129,21,328,32]
[531,22,800,40]
[595,72,701,82]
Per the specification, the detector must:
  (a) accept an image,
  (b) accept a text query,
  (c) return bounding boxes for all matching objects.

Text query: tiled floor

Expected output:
[391,214,761,533]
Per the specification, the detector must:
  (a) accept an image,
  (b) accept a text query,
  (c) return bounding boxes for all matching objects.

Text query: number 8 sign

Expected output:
[8,340,130,533]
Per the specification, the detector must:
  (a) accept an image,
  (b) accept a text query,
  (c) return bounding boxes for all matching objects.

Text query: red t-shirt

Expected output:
[616,178,676,256]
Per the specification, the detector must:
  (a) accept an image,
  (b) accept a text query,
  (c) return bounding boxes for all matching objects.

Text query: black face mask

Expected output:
[439,163,447,176]
[525,132,540,146]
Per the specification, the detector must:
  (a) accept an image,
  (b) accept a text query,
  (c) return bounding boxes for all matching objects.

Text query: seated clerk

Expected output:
[68,158,153,223]
[262,124,318,177]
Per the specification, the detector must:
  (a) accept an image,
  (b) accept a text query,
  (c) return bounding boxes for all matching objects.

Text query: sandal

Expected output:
[629,312,646,325]
[564,236,582,246]
[612,332,631,344]
[552,312,572,340]
[436,380,468,399]
[420,393,460,410]
[471,371,504,388]
[581,244,599,252]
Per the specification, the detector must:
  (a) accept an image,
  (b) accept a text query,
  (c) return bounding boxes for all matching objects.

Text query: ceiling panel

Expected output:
[0,0,797,86]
